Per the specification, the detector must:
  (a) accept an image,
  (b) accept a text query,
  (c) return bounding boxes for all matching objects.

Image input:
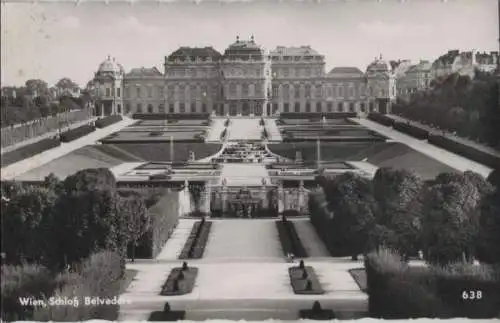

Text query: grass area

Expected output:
[349,268,367,293]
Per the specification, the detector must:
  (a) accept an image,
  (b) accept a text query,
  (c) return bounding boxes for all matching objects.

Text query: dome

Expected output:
[367,55,391,73]
[97,55,124,74]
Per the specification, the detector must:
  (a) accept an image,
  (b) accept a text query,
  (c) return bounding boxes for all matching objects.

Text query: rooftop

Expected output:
[167,47,222,61]
[125,67,163,77]
[270,46,320,57]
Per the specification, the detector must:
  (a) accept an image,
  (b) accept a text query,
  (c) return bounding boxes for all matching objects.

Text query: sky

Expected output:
[1,0,499,87]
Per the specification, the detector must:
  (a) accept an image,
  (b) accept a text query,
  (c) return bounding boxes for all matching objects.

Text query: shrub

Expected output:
[393,121,429,140]
[1,138,61,167]
[160,267,198,296]
[276,220,308,258]
[60,124,95,142]
[1,264,57,321]
[95,115,122,128]
[368,113,396,127]
[33,251,124,321]
[288,266,324,295]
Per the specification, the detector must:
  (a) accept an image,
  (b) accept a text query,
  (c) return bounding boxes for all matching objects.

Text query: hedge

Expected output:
[279,112,358,119]
[365,248,500,319]
[95,115,123,128]
[132,113,210,120]
[178,219,212,259]
[289,264,324,295]
[33,251,124,321]
[133,191,179,258]
[60,124,96,143]
[428,134,500,169]
[276,219,308,258]
[367,113,396,127]
[1,138,61,167]
[393,121,430,140]
[160,265,198,296]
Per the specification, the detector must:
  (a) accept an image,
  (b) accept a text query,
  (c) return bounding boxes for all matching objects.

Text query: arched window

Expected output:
[294,102,300,113]
[191,102,196,113]
[147,104,153,113]
[349,102,355,112]
[136,103,143,113]
[337,102,343,112]
[283,103,290,113]
[158,104,165,113]
[316,102,322,112]
[305,102,311,112]
[327,102,333,112]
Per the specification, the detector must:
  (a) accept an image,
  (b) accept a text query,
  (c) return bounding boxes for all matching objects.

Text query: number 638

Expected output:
[462,290,482,300]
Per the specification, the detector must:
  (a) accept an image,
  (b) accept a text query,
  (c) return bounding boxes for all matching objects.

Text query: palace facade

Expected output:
[92,37,396,117]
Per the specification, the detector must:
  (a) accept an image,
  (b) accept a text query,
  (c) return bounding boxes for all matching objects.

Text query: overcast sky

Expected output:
[1,0,499,87]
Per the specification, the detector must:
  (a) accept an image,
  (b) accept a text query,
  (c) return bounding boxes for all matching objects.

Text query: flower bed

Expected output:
[132,113,209,120]
[289,263,324,295]
[160,263,198,296]
[95,115,123,128]
[1,138,61,167]
[368,113,396,127]
[60,124,96,142]
[276,218,308,258]
[299,301,335,319]
[148,303,185,321]
[178,219,212,259]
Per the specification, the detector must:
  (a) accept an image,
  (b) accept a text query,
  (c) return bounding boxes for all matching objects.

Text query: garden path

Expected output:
[228,118,262,141]
[292,219,330,257]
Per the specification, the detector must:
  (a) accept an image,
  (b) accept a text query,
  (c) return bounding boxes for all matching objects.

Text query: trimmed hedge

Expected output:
[289,264,324,295]
[33,251,124,321]
[160,266,198,296]
[1,138,61,167]
[280,112,357,119]
[368,113,396,127]
[276,219,308,258]
[365,248,500,319]
[299,301,335,319]
[428,134,500,169]
[60,124,96,143]
[282,209,302,217]
[178,219,212,259]
[393,121,429,140]
[133,191,179,259]
[132,113,210,120]
[95,115,122,128]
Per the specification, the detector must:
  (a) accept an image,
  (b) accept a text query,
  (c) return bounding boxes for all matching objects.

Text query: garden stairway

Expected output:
[265,119,283,142]
[228,118,262,141]
[206,118,227,142]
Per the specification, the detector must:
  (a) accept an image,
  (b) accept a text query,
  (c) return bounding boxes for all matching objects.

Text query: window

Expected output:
[201,85,208,98]
[327,86,333,97]
[158,86,164,97]
[136,87,141,98]
[167,85,174,100]
[272,85,279,98]
[369,102,376,112]
[349,87,355,97]
[283,68,289,78]
[125,87,130,98]
[106,88,111,97]
[125,103,131,114]
[242,83,249,96]
[294,85,300,99]
[294,102,300,113]
[305,84,311,98]
[191,102,196,113]
[147,104,153,113]
[158,104,165,113]
[360,102,366,112]
[116,88,121,98]
[327,102,333,112]
[305,102,311,112]
[338,86,344,97]
[229,83,237,95]
[190,85,197,98]
[201,103,207,113]
[283,84,290,100]
[169,103,174,113]
[316,102,322,112]
[272,103,278,114]
[117,104,121,114]
[136,103,143,113]
[304,68,311,77]
[178,85,185,100]
[179,103,185,113]
[337,102,343,112]
[349,102,355,112]
[359,84,365,97]
[255,84,262,97]
[283,103,290,113]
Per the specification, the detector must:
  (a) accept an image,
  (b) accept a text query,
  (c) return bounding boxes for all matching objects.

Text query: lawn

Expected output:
[349,268,367,293]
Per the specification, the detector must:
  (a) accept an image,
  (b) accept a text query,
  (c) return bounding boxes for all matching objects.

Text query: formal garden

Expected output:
[308,167,500,318]
[0,168,180,321]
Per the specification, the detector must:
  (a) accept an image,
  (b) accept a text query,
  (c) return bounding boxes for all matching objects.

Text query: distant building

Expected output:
[91,37,397,117]
[396,60,432,99]
[431,50,498,80]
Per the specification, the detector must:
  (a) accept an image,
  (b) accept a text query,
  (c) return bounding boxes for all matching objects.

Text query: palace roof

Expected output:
[126,67,163,77]
[270,46,320,57]
[167,47,222,61]
[223,36,264,59]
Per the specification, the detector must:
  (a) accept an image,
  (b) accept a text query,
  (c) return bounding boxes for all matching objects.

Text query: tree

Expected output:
[25,79,49,96]
[421,180,481,266]
[476,186,500,264]
[49,168,122,270]
[118,192,150,262]
[328,172,376,260]
[372,168,424,259]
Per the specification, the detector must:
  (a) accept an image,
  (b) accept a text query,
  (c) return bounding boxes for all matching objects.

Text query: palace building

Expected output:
[92,37,396,117]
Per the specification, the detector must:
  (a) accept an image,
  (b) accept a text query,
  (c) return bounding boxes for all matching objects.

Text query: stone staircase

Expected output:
[228,118,262,141]
[265,119,283,142]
